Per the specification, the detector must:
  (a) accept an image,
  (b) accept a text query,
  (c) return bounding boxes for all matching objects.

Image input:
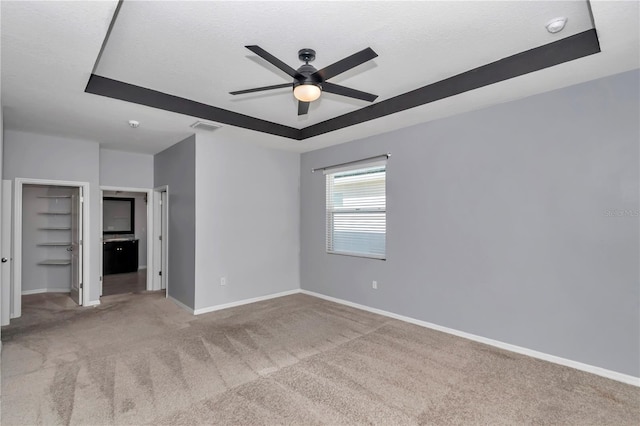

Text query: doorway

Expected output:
[100,188,152,296]
[12,178,89,319]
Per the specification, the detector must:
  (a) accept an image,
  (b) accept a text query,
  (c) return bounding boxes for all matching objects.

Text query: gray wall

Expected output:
[102,191,148,267]
[154,135,196,309]
[300,69,640,377]
[3,130,102,303]
[100,149,154,189]
[194,134,300,310]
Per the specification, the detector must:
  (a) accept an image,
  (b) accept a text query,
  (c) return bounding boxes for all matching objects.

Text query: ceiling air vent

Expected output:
[190,121,221,131]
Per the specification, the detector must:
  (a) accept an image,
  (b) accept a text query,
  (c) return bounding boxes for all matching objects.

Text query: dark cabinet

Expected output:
[103,239,139,275]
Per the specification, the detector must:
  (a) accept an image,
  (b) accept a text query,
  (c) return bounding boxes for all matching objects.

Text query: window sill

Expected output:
[326,251,386,261]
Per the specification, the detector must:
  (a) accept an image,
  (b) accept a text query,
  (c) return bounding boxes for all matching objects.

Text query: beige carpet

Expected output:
[2,292,638,425]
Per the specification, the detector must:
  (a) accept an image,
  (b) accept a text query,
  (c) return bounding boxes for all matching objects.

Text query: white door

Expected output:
[99,191,103,296]
[69,188,83,305]
[1,180,12,325]
[160,191,167,291]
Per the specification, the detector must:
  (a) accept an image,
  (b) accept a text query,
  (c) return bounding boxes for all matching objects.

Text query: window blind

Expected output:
[326,163,386,259]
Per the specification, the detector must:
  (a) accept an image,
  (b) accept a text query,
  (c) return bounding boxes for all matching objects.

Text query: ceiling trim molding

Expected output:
[85,29,600,141]
[84,74,301,139]
[301,29,600,139]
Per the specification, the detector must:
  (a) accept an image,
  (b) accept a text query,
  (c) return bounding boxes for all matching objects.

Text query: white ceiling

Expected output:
[2,1,639,154]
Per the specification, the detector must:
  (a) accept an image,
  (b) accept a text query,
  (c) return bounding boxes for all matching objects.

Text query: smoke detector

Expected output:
[128,120,140,128]
[546,17,567,34]
[190,121,221,131]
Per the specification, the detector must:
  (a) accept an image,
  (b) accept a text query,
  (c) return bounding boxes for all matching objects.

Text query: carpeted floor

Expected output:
[1,292,639,425]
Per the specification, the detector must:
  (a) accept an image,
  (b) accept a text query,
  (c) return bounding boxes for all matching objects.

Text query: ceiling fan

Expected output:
[230,45,379,116]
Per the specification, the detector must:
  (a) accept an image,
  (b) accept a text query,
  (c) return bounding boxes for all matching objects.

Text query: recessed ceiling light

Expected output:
[546,17,568,34]
[128,120,140,128]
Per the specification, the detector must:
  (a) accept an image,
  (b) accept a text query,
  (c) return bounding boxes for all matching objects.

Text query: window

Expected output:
[326,163,386,259]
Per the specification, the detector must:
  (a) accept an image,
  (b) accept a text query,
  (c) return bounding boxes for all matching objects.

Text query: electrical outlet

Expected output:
[372,280,378,289]
[220,276,227,286]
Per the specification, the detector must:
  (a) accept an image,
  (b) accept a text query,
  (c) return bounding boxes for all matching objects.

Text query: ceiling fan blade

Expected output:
[245,45,300,79]
[322,82,378,102]
[298,101,310,116]
[311,47,378,81]
[229,83,292,95]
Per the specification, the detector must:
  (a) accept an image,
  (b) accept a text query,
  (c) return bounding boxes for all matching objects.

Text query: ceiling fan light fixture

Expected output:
[293,83,321,102]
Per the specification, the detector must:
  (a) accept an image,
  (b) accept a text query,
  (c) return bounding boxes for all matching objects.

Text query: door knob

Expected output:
[1,258,7,263]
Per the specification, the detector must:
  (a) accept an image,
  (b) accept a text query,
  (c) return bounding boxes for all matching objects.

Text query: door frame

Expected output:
[13,178,91,318]
[153,185,168,295]
[99,186,154,294]
[2,180,12,326]
[69,187,83,305]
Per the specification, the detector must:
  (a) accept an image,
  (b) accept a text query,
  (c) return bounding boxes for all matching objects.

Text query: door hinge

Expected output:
[80,283,83,289]
[80,196,84,203]
[159,271,162,276]
[159,199,163,205]
[159,235,162,241]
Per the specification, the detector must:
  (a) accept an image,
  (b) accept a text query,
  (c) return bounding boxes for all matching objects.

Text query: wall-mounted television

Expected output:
[103,197,135,234]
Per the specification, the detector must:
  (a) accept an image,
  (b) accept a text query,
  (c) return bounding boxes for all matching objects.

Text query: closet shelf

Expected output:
[38,212,71,215]
[37,242,71,246]
[39,227,71,230]
[37,196,71,199]
[38,260,71,265]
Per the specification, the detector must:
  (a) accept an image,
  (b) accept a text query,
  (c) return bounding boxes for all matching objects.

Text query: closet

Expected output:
[22,185,79,295]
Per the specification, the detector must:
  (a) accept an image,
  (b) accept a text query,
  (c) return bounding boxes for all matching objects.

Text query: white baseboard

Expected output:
[21,289,101,309]
[193,289,300,315]
[22,289,46,295]
[300,289,640,387]
[164,287,639,386]
[138,265,147,270]
[22,288,70,295]
[168,295,194,314]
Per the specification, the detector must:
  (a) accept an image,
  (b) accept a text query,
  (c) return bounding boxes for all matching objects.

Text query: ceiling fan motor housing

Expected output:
[294,63,322,89]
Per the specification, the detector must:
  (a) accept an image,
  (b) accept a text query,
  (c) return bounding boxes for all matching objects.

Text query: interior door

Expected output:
[160,190,167,291]
[1,180,12,325]
[69,187,82,305]
[99,190,103,296]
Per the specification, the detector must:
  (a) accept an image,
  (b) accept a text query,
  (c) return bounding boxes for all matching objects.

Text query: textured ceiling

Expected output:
[2,1,639,154]
[96,1,594,127]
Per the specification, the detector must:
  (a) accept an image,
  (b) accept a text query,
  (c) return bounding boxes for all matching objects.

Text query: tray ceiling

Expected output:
[2,1,639,153]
